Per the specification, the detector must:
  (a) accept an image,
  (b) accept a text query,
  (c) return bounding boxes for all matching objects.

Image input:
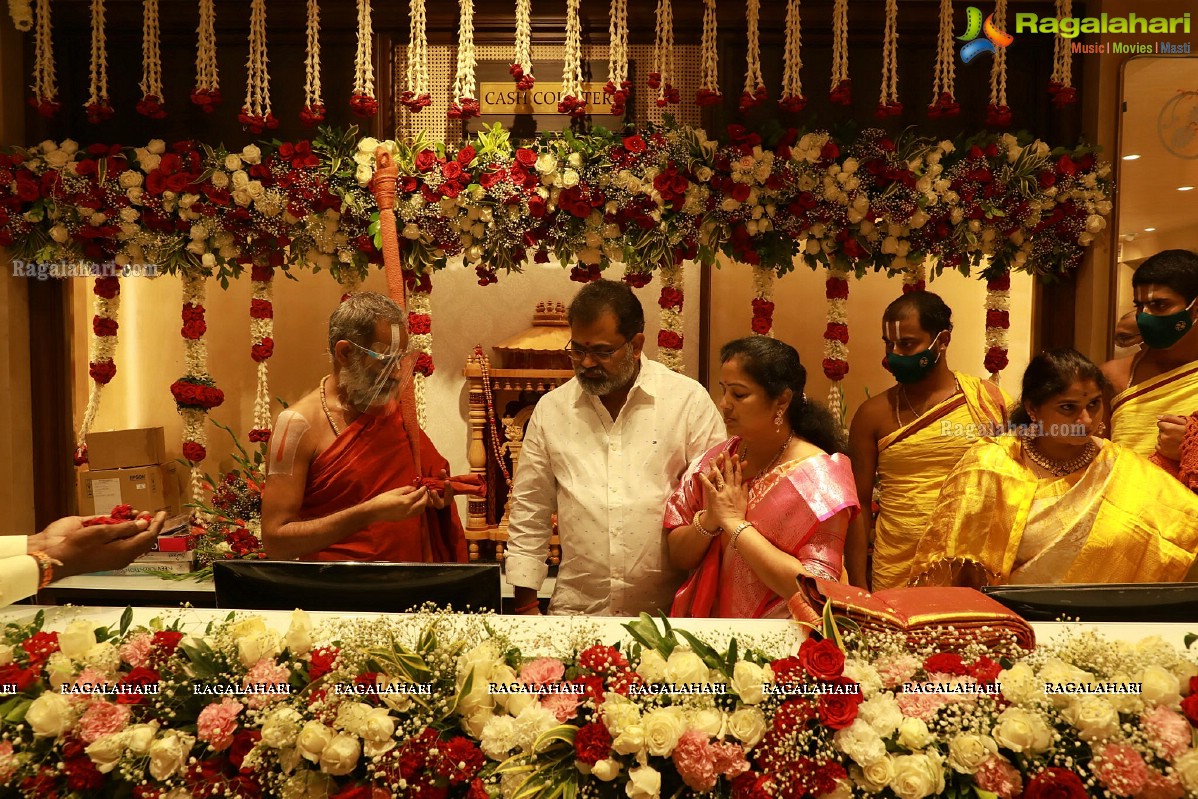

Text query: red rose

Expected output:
[182,319,207,339]
[1181,693,1198,727]
[64,756,103,792]
[923,652,968,676]
[250,299,274,319]
[659,287,684,311]
[825,278,849,300]
[527,195,547,218]
[968,655,1003,685]
[984,346,1009,374]
[798,638,845,680]
[414,149,438,173]
[414,353,435,376]
[1024,768,1088,799]
[182,441,206,463]
[515,148,537,168]
[985,310,1011,329]
[817,692,859,729]
[250,265,274,282]
[822,358,849,380]
[574,722,612,766]
[823,322,849,344]
[92,316,118,336]
[457,145,477,165]
[1056,155,1077,177]
[658,330,684,350]
[21,630,60,662]
[769,656,805,685]
[116,666,160,704]
[987,273,1012,291]
[751,316,772,335]
[408,313,432,335]
[443,160,464,181]
[251,338,275,362]
[623,135,647,154]
[152,630,184,660]
[479,169,503,189]
[89,359,117,385]
[308,646,340,680]
[94,276,120,299]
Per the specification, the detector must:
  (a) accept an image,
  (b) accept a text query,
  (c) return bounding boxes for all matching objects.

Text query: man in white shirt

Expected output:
[0,512,164,607]
[506,280,725,616]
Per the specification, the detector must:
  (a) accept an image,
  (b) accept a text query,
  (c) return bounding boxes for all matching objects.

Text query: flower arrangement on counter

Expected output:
[0,123,1111,288]
[1,605,1197,799]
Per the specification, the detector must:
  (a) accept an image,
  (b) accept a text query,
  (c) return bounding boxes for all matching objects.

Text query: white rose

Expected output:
[998,662,1039,704]
[1063,697,1120,741]
[593,758,621,781]
[0,644,12,666]
[281,770,336,799]
[84,642,120,674]
[334,702,372,736]
[480,715,519,760]
[355,164,373,186]
[283,610,313,655]
[727,707,767,748]
[360,708,397,757]
[146,138,165,155]
[689,708,724,738]
[209,170,229,188]
[126,722,159,755]
[896,717,934,750]
[947,734,998,774]
[356,136,380,155]
[241,144,262,164]
[643,707,687,756]
[148,731,195,780]
[1176,750,1198,791]
[889,753,944,799]
[320,734,361,776]
[44,149,71,168]
[535,153,558,174]
[261,708,304,749]
[664,648,710,686]
[238,629,282,668]
[86,732,126,773]
[637,650,668,683]
[626,764,662,799]
[457,676,495,717]
[459,640,501,684]
[730,660,767,704]
[1141,665,1180,707]
[27,693,74,738]
[560,169,580,189]
[612,725,646,756]
[835,720,886,767]
[49,224,69,243]
[231,170,250,190]
[859,694,903,737]
[602,694,642,736]
[297,721,335,763]
[860,755,896,792]
[992,707,1052,753]
[139,153,161,172]
[58,619,97,660]
[127,187,144,204]
[224,154,243,172]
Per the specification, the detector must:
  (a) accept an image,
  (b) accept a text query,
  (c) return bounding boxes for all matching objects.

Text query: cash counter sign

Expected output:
[479,83,617,115]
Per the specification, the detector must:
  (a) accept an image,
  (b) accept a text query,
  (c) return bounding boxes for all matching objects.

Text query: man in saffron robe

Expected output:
[262,292,467,563]
[847,292,1009,590]
[1102,249,1198,461]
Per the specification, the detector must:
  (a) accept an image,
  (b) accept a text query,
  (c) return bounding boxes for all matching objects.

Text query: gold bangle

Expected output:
[30,551,61,589]
[730,521,755,550]
[693,510,718,538]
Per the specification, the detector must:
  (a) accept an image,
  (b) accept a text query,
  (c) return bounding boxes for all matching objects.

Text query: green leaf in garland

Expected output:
[369,212,382,251]
[119,606,133,637]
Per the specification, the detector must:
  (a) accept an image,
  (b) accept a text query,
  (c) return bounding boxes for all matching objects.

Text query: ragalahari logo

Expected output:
[959,6,1014,63]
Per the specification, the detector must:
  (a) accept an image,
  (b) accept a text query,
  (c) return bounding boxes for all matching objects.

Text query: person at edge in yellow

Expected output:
[1101,249,1198,465]
[846,292,1009,590]
[909,349,1198,587]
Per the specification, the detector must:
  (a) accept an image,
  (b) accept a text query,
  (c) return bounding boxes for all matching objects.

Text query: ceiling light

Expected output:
[1144,227,1156,232]
[1122,154,1141,160]
[1179,186,1196,191]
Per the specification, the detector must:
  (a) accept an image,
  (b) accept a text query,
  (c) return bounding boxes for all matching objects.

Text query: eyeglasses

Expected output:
[347,340,412,362]
[563,340,630,362]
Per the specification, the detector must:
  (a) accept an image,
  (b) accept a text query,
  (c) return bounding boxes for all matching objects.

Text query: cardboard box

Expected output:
[78,462,181,517]
[87,427,167,470]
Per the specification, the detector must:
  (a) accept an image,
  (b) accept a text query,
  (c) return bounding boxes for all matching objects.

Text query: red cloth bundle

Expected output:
[413,474,487,498]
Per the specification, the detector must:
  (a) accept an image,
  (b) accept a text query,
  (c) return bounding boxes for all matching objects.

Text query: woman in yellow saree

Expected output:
[909,349,1198,587]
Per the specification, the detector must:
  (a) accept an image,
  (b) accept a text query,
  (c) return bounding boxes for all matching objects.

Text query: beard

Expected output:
[575,353,638,396]
[340,359,398,411]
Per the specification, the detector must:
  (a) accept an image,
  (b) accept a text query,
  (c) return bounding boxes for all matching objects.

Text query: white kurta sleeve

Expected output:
[0,554,39,608]
[504,406,558,590]
[686,385,727,463]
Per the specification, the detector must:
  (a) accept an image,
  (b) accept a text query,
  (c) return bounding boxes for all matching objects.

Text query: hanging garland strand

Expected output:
[779,0,804,112]
[750,265,776,337]
[449,0,480,119]
[739,0,766,112]
[401,0,431,111]
[239,0,277,133]
[248,265,275,443]
[828,0,850,106]
[191,0,220,112]
[351,0,378,118]
[929,0,959,117]
[30,0,59,117]
[75,276,122,466]
[657,263,685,373]
[696,0,721,106]
[605,0,630,115]
[406,271,435,429]
[984,271,1012,381]
[85,0,113,123]
[558,0,585,117]
[876,0,901,119]
[511,0,535,90]
[172,272,225,500]
[649,0,678,107]
[136,0,166,119]
[986,0,1012,126]
[1049,0,1077,106]
[823,267,850,431]
[301,0,325,125]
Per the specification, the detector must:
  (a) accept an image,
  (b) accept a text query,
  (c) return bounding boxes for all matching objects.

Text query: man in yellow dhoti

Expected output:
[911,349,1198,587]
[847,293,1009,590]
[1102,249,1198,460]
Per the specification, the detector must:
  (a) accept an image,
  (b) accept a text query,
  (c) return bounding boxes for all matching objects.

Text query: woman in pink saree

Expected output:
[667,337,860,619]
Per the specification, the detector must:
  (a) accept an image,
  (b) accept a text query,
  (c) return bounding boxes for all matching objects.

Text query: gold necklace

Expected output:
[742,434,792,481]
[1023,438,1099,477]
[319,375,342,436]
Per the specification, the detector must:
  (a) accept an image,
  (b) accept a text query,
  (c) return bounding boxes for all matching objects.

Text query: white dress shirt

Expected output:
[506,356,726,616]
[0,536,38,607]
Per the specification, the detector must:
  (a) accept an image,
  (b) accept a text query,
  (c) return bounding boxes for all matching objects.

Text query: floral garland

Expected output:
[779,0,804,112]
[449,0,480,120]
[750,264,775,337]
[172,272,225,498]
[929,0,959,117]
[695,0,720,107]
[29,0,58,117]
[510,0,534,91]
[7,0,32,30]
[136,0,166,119]
[401,0,431,112]
[649,0,679,108]
[829,0,851,106]
[657,262,685,373]
[739,0,766,112]
[406,270,435,428]
[248,266,275,444]
[902,261,927,294]
[558,0,585,117]
[1049,0,1077,106]
[604,0,631,115]
[85,0,113,124]
[300,0,325,125]
[335,263,364,301]
[191,0,220,112]
[986,0,1013,126]
[823,267,850,427]
[876,0,902,119]
[239,0,277,133]
[74,276,121,466]
[350,0,378,119]
[984,270,1012,380]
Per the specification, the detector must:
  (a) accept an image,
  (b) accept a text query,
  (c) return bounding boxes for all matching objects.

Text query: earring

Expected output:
[774,409,784,433]
[1096,421,1107,436]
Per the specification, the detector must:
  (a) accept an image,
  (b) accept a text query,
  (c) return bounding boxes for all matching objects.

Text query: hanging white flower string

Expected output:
[928,0,959,117]
[248,266,275,444]
[300,0,325,124]
[876,0,901,118]
[558,0,585,117]
[695,0,720,106]
[986,0,1012,125]
[449,0,480,119]
[902,261,927,293]
[75,276,122,467]
[85,0,113,123]
[136,0,166,118]
[192,0,220,111]
[8,0,33,31]
[656,263,685,373]
[31,0,58,117]
[351,0,378,118]
[605,0,630,115]
[778,0,804,112]
[649,0,678,107]
[511,0,534,90]
[828,0,850,106]
[239,0,277,133]
[1049,0,1076,106]
[739,0,765,112]
[401,0,430,111]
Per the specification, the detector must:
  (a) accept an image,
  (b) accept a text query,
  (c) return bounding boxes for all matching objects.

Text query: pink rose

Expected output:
[78,701,131,744]
[1092,743,1150,797]
[1141,706,1192,760]
[540,691,582,722]
[519,657,565,687]
[974,756,1023,799]
[672,729,717,792]
[197,698,244,752]
[242,659,291,709]
[119,633,154,669]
